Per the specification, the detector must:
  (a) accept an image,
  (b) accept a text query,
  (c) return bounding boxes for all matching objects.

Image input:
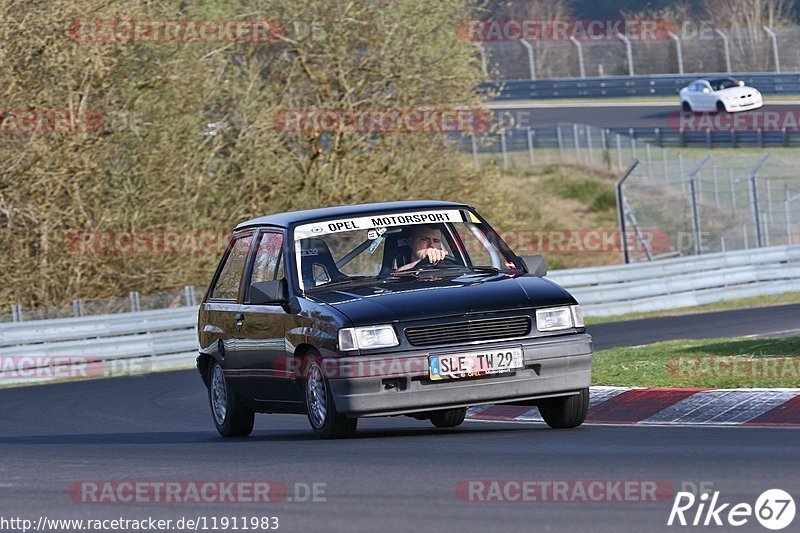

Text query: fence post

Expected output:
[130,291,141,312]
[471,134,480,169]
[586,127,594,165]
[500,131,509,169]
[615,160,640,264]
[518,39,536,80]
[526,128,535,167]
[11,304,22,322]
[748,154,771,248]
[668,31,684,74]
[715,29,732,73]
[184,285,196,307]
[573,124,581,162]
[763,26,781,73]
[654,127,662,147]
[615,134,623,170]
[73,299,84,317]
[475,43,488,76]
[569,36,586,78]
[617,32,634,76]
[556,125,564,163]
[687,156,711,255]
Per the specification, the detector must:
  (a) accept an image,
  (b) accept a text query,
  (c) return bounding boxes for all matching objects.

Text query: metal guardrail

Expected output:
[544,244,800,316]
[2,245,798,385]
[484,72,800,100]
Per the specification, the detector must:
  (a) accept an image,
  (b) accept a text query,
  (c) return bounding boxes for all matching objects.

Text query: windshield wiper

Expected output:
[469,266,502,274]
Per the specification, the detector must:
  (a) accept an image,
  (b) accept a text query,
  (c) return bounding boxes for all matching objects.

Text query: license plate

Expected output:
[428,347,523,381]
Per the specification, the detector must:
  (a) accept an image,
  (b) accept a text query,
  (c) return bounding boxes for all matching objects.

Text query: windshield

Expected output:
[292,208,522,291]
[710,78,739,91]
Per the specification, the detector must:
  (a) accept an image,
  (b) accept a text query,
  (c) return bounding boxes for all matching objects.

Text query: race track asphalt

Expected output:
[489,103,800,130]
[0,304,798,532]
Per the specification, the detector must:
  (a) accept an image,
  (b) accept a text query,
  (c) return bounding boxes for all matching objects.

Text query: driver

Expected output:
[396,224,448,271]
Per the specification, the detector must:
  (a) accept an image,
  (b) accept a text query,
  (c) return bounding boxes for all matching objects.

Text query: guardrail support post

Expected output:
[617,32,634,76]
[73,299,84,317]
[763,26,781,73]
[129,291,141,313]
[668,31,684,74]
[569,37,586,78]
[11,304,22,322]
[714,29,732,73]
[518,39,536,80]
[475,43,488,77]
[471,134,480,169]
[184,285,196,307]
[615,160,640,264]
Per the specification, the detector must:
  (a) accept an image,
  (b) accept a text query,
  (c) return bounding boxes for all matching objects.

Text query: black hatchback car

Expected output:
[197,200,592,438]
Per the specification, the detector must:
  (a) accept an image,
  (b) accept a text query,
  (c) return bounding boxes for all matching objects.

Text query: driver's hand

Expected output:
[415,248,447,265]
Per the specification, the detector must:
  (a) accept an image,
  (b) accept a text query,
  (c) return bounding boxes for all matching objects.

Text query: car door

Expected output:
[237,228,300,405]
[199,229,256,382]
[695,82,714,111]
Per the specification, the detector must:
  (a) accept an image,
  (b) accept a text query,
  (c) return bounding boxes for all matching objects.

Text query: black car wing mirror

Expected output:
[250,279,289,305]
[520,255,547,277]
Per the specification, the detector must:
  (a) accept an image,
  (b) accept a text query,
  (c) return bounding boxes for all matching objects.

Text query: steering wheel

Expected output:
[415,254,461,269]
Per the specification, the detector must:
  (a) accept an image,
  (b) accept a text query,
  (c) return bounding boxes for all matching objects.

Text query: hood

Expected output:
[716,86,758,98]
[307,273,576,325]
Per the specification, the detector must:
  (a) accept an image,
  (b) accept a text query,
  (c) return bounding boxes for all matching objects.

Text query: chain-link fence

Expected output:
[3,285,204,323]
[480,25,800,80]
[619,153,800,261]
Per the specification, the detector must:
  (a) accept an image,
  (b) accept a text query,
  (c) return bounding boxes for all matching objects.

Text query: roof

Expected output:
[235,200,470,230]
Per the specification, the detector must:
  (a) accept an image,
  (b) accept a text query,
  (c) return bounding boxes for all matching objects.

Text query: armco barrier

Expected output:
[2,245,798,385]
[484,72,800,100]
[543,244,800,316]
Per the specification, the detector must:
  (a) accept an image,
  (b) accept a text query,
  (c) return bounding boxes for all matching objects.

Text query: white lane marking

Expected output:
[465,418,800,429]
[642,389,799,424]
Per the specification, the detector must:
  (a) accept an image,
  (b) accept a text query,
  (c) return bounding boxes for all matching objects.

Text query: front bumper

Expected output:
[325,333,592,417]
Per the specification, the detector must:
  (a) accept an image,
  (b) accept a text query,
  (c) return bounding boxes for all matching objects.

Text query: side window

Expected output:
[251,232,285,284]
[211,234,254,299]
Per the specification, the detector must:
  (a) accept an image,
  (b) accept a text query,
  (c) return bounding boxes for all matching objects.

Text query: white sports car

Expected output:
[679,78,763,113]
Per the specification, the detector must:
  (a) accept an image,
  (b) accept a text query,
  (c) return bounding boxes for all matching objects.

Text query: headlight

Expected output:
[536,305,584,331]
[338,325,399,350]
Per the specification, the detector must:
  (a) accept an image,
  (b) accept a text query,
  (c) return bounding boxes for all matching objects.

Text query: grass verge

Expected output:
[592,336,800,388]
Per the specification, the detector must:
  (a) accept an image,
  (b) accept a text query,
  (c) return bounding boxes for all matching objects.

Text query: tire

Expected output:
[208,361,255,437]
[716,100,726,113]
[429,408,467,428]
[681,101,692,112]
[304,357,357,439]
[538,388,589,429]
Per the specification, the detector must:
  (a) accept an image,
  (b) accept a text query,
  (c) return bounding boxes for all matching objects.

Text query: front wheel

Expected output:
[208,361,255,437]
[716,100,727,113]
[304,358,357,439]
[538,388,589,429]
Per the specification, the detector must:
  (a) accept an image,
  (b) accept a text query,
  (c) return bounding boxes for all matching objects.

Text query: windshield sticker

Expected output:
[294,209,462,240]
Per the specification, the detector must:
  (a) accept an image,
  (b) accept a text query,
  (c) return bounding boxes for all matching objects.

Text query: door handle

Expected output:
[234,313,245,332]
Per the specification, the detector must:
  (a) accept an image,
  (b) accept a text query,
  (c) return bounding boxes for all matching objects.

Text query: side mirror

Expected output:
[702,87,711,94]
[520,255,547,277]
[250,279,288,305]
[738,80,745,87]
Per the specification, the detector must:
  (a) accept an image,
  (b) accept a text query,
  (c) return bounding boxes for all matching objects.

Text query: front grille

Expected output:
[405,316,531,347]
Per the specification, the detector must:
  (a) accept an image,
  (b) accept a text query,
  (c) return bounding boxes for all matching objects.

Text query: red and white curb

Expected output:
[467,387,800,427]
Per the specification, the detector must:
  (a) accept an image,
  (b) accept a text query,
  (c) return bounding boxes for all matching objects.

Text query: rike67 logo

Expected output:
[668,489,795,530]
